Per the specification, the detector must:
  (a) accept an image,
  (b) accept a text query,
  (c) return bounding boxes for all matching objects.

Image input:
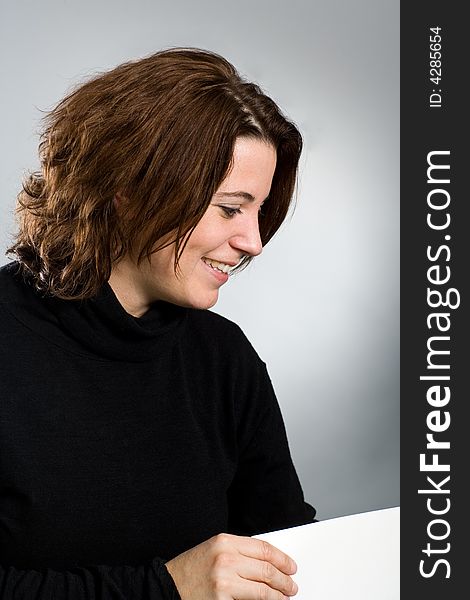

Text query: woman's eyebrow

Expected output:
[214,191,269,202]
[215,191,255,202]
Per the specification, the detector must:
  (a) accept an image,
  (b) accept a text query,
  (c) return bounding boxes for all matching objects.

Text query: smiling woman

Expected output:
[0,48,315,600]
[109,138,276,315]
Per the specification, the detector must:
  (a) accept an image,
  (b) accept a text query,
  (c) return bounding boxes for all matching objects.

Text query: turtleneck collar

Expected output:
[1,262,188,362]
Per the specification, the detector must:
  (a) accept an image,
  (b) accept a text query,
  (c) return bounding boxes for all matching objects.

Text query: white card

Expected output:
[255,506,400,600]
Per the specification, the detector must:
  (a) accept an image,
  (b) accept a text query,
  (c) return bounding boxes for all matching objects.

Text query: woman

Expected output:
[0,48,315,599]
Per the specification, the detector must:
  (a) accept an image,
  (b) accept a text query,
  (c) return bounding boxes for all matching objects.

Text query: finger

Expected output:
[233,536,297,575]
[237,555,298,597]
[233,578,294,600]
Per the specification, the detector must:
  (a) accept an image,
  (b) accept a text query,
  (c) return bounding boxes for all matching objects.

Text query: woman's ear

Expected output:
[113,192,125,209]
[113,192,137,227]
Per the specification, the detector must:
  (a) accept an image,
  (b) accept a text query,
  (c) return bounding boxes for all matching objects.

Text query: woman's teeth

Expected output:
[202,257,232,274]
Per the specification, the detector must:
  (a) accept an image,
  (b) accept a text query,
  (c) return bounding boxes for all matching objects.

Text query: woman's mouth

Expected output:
[201,257,235,284]
[201,257,233,274]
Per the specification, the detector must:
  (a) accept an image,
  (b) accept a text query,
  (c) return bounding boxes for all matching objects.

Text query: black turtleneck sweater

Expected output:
[0,261,315,599]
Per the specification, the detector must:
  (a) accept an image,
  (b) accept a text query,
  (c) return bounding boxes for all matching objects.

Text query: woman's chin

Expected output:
[192,294,219,311]
[176,289,220,311]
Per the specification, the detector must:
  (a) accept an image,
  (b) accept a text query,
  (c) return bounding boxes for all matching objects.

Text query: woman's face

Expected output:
[109,137,277,316]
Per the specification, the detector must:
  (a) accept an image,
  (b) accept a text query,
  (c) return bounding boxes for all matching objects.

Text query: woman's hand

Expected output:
[165,533,298,600]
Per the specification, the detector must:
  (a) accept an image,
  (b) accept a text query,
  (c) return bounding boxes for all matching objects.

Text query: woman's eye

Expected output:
[220,206,242,218]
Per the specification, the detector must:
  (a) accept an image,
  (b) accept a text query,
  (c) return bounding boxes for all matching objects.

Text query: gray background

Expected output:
[0,0,399,520]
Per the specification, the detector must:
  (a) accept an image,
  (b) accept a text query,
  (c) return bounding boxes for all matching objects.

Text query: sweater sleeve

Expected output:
[0,558,181,600]
[227,361,316,536]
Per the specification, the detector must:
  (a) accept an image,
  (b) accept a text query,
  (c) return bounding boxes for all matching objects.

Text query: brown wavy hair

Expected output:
[8,47,302,300]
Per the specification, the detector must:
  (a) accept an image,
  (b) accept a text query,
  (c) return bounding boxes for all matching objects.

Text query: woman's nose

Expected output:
[229,214,263,257]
